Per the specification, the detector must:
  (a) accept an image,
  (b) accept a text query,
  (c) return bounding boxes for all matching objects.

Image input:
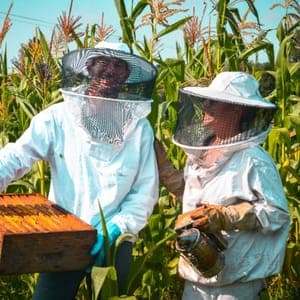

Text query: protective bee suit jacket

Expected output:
[0,101,159,235]
[178,134,290,286]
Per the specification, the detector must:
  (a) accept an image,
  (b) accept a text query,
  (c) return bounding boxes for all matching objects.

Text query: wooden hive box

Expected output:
[0,193,97,275]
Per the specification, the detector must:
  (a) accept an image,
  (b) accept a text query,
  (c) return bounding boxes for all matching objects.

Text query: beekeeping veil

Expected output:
[173,72,276,159]
[61,42,157,147]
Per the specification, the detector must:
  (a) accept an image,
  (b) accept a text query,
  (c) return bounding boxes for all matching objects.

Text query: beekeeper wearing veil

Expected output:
[159,72,290,299]
[0,41,159,299]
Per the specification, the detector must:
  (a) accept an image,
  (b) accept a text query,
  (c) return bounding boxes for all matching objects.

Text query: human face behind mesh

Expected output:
[86,55,130,98]
[202,99,244,143]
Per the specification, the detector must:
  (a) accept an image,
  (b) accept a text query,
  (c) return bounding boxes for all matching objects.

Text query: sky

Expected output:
[0,0,284,65]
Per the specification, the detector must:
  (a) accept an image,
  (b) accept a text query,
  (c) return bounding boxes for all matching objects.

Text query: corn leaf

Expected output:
[91,266,118,300]
[156,17,192,39]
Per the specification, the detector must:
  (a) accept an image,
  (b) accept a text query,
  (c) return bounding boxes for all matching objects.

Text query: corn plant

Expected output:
[3,29,61,196]
[0,0,299,299]
[261,1,300,297]
[89,201,136,299]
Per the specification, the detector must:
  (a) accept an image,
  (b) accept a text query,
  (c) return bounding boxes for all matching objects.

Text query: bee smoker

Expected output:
[175,226,227,278]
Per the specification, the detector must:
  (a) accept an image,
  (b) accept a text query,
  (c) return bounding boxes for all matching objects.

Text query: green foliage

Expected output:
[91,266,118,299]
[0,0,299,299]
[0,274,37,299]
[89,201,137,299]
[125,190,182,299]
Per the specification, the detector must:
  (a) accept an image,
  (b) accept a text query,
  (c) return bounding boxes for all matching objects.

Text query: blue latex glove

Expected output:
[90,233,104,257]
[90,234,105,267]
[90,222,121,267]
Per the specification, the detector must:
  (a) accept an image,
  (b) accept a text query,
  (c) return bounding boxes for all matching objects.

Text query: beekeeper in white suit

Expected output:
[168,72,290,299]
[0,42,159,299]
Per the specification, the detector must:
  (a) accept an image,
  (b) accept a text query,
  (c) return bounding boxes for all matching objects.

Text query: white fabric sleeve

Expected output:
[0,110,53,192]
[248,153,290,234]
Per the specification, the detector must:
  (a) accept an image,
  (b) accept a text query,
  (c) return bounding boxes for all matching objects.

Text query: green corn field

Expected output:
[0,1,299,299]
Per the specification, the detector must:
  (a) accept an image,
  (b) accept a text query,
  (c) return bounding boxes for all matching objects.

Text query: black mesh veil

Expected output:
[61,47,157,99]
[60,47,157,145]
[173,88,276,149]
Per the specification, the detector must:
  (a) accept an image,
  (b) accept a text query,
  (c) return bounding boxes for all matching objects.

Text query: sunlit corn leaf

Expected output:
[91,266,118,300]
[156,17,192,39]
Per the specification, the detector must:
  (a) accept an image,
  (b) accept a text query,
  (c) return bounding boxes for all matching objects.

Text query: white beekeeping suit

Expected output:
[0,42,159,236]
[0,41,159,299]
[173,72,290,299]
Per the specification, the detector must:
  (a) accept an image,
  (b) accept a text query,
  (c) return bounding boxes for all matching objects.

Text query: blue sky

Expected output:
[0,0,283,64]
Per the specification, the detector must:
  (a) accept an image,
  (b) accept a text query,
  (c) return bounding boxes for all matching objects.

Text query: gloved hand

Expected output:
[175,202,259,233]
[90,222,121,267]
[90,234,105,267]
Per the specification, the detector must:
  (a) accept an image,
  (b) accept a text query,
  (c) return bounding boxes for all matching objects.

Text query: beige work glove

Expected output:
[154,139,185,199]
[175,202,259,233]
